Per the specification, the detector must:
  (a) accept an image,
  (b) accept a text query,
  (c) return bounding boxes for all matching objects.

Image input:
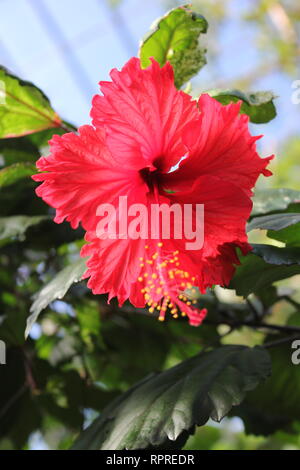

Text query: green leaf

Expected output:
[248,213,300,247]
[248,213,300,232]
[0,136,39,165]
[207,89,276,124]
[268,223,300,247]
[252,243,300,265]
[251,188,300,217]
[139,5,208,88]
[236,334,300,435]
[26,258,87,337]
[0,215,48,244]
[0,66,61,138]
[71,345,271,450]
[0,162,36,188]
[91,313,171,388]
[230,244,300,297]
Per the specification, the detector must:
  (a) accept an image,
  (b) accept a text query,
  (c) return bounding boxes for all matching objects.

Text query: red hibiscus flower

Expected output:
[33,58,273,326]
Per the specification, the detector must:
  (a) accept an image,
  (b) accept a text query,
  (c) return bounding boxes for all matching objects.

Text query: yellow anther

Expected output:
[158,242,163,247]
[149,307,154,313]
[152,273,158,279]
[138,276,143,282]
[158,316,164,321]
[159,262,167,268]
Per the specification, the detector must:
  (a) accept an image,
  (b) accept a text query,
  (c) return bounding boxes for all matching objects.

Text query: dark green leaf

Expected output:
[248,212,300,232]
[26,258,87,337]
[0,348,41,447]
[230,244,300,297]
[236,333,300,435]
[72,346,271,450]
[251,188,300,217]
[268,223,300,247]
[0,215,49,244]
[208,89,276,124]
[0,162,36,188]
[0,136,39,166]
[248,213,300,247]
[93,313,171,388]
[139,6,208,88]
[252,243,300,265]
[0,66,61,138]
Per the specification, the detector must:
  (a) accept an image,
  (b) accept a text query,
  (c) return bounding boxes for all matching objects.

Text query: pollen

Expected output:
[137,246,208,327]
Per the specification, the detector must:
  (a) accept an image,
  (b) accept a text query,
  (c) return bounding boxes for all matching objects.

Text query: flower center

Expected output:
[139,167,160,191]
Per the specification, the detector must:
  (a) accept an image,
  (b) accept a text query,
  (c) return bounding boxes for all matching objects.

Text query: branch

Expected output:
[205,318,300,335]
[59,122,76,133]
[264,334,300,349]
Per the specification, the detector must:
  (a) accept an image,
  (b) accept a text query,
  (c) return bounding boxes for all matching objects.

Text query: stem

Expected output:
[264,334,300,349]
[246,297,261,321]
[205,319,300,334]
[59,122,76,133]
[280,295,300,310]
[0,383,28,420]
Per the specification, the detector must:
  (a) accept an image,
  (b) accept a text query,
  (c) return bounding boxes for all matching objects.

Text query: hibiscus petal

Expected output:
[91,57,199,173]
[33,125,146,231]
[156,174,253,290]
[162,93,273,195]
